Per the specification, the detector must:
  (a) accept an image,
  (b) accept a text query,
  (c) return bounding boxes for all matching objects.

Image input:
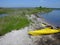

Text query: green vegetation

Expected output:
[28,7,52,14]
[0,7,52,14]
[0,15,30,36]
[0,7,53,36]
[0,8,15,14]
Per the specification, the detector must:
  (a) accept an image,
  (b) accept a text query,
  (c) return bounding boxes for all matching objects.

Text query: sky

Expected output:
[0,0,60,8]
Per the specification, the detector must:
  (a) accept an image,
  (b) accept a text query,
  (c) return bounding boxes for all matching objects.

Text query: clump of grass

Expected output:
[0,15,30,36]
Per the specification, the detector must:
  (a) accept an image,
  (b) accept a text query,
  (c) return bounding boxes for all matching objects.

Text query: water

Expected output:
[0,14,8,17]
[40,10,60,27]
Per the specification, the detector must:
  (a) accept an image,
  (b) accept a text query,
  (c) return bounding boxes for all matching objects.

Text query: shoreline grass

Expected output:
[0,15,30,36]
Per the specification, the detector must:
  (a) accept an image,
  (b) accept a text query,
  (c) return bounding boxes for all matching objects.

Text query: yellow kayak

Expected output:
[28,28,60,36]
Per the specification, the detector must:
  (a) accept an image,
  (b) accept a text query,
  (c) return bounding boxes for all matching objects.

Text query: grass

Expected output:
[29,8,52,14]
[0,15,30,36]
[0,8,15,14]
[0,7,52,14]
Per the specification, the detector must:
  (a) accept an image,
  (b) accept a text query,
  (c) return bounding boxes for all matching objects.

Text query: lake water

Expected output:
[0,14,8,17]
[40,10,60,27]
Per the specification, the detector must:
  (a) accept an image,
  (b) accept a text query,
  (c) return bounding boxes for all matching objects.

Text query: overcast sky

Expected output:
[0,0,60,8]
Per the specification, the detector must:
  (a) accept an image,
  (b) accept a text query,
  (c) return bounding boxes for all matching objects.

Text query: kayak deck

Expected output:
[28,28,60,36]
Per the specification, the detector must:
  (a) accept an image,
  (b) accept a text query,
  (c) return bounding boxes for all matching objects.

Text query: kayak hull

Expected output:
[28,28,60,36]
